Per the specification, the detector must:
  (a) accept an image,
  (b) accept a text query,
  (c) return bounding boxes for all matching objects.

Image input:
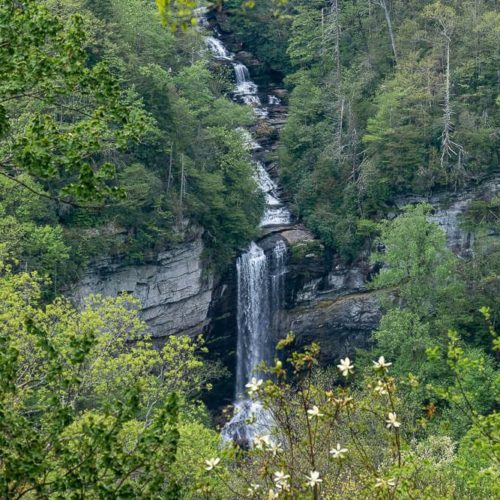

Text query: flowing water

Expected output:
[204,21,291,445]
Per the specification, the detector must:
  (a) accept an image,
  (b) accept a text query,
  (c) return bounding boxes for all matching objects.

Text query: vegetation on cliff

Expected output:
[0,0,498,497]
[224,0,498,258]
[1,0,263,284]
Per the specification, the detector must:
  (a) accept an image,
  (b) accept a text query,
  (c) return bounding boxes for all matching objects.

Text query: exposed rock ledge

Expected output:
[268,174,500,360]
[286,292,382,362]
[71,235,214,338]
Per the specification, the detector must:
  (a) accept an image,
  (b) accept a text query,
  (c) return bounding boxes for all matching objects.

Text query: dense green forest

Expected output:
[1,0,263,288]
[0,0,498,497]
[225,0,498,257]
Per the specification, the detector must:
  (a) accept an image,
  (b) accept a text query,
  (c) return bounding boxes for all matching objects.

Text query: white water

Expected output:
[268,95,282,106]
[204,20,291,445]
[205,36,233,60]
[254,162,291,226]
[234,242,271,399]
[237,127,261,151]
[222,240,287,444]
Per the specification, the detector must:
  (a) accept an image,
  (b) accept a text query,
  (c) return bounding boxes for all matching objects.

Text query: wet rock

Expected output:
[236,50,262,67]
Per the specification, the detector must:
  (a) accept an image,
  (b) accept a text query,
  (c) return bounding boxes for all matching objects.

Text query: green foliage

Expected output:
[0,255,497,498]
[277,0,499,257]
[0,0,152,202]
[289,239,325,264]
[366,206,497,441]
[80,0,261,268]
[0,264,223,496]
[1,0,264,276]
[370,204,464,322]
[222,0,292,75]
[0,176,69,287]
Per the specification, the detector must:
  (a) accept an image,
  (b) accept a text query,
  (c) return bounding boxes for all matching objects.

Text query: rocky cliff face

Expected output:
[71,175,497,367]
[273,174,499,361]
[72,232,214,339]
[400,175,499,255]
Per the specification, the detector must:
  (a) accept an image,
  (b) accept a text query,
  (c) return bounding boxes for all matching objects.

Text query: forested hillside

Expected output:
[1,0,263,290]
[0,0,498,497]
[225,0,498,257]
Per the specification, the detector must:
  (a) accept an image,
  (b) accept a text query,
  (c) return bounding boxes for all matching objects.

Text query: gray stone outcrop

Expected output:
[72,236,214,338]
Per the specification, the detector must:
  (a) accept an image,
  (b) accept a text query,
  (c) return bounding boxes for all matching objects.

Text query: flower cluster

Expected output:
[253,434,283,456]
[203,351,414,498]
[273,471,290,491]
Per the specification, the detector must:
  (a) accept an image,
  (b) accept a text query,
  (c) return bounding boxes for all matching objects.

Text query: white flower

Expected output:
[273,471,290,491]
[267,490,279,499]
[273,471,290,484]
[269,442,283,456]
[306,471,323,488]
[375,477,397,489]
[307,405,324,419]
[253,434,272,450]
[373,356,392,371]
[374,380,389,395]
[247,483,261,495]
[204,457,220,471]
[245,377,263,395]
[330,443,348,459]
[337,357,354,377]
[386,412,401,429]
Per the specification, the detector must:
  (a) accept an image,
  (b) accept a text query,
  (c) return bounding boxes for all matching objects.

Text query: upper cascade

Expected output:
[205,36,233,60]
[205,29,291,228]
[254,161,291,227]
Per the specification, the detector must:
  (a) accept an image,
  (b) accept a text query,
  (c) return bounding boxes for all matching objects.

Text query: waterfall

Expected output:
[233,62,268,117]
[204,18,291,445]
[254,161,291,227]
[205,36,233,60]
[232,240,287,399]
[222,240,287,445]
[235,242,270,399]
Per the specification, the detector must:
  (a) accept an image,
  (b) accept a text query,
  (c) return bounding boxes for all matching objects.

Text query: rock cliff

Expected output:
[72,233,214,339]
[274,174,499,361]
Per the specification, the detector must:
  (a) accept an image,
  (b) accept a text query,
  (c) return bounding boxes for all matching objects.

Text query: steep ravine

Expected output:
[71,16,499,398]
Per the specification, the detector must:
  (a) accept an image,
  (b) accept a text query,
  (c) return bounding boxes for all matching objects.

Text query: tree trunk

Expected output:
[166,143,173,193]
[374,0,398,63]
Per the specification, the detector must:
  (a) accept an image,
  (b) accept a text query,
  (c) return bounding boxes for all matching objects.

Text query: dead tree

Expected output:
[426,4,466,184]
[372,0,398,63]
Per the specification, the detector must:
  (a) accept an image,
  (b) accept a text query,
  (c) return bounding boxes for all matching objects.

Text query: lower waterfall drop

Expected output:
[235,242,271,400]
[222,240,287,445]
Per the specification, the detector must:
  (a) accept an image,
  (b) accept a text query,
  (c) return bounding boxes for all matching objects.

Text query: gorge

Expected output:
[3,1,499,495]
[70,8,500,420]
